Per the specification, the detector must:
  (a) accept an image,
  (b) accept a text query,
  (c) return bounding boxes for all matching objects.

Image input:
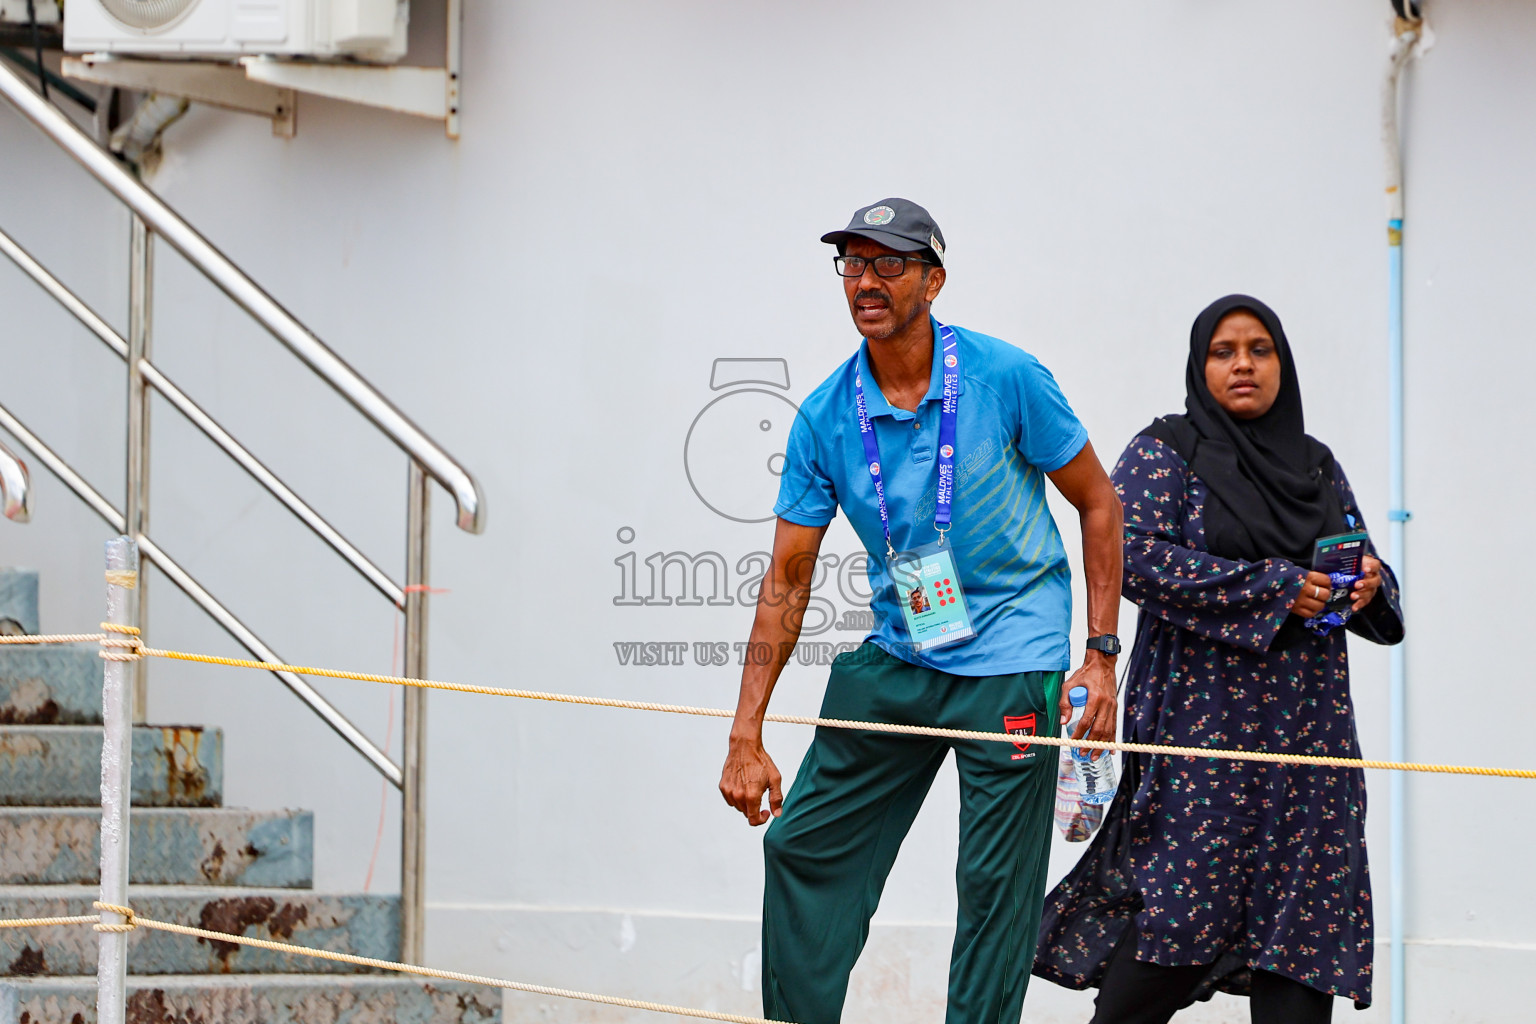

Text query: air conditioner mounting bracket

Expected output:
[61,0,462,139]
[64,54,297,137]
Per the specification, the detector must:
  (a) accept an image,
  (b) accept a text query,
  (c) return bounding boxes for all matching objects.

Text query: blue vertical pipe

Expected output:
[1383,24,1418,1023]
[1387,219,1408,1024]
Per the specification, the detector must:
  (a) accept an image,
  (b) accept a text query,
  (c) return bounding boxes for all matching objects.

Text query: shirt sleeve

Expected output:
[1116,436,1306,652]
[1330,458,1405,646]
[773,409,838,526]
[1013,352,1089,472]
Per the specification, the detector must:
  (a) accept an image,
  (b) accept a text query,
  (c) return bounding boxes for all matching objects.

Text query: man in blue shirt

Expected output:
[718,199,1124,1024]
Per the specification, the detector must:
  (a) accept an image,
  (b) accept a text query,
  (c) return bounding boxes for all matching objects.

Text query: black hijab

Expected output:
[1141,294,1346,567]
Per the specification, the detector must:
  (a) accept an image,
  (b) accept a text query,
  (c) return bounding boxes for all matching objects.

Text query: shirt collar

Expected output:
[854,317,964,420]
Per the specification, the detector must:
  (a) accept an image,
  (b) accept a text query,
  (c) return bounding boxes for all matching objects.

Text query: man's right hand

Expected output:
[719,734,783,826]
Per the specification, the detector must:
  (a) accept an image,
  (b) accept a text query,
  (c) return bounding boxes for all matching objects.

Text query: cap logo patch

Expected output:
[864,206,896,226]
[929,234,944,258]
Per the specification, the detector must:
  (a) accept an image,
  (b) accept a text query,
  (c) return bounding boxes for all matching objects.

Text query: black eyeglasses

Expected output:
[833,254,934,278]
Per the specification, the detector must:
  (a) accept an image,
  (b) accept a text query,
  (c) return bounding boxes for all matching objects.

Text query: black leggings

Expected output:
[1089,930,1333,1024]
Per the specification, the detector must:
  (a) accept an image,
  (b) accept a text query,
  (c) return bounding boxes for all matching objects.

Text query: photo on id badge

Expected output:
[889,540,975,652]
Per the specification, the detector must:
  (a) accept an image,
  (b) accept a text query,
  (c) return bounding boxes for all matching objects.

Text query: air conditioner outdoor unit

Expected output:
[64,0,408,61]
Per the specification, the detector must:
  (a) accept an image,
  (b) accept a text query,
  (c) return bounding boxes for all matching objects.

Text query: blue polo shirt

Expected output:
[774,320,1087,675]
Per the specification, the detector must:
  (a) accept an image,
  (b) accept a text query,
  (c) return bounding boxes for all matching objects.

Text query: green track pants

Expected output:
[762,643,1062,1024]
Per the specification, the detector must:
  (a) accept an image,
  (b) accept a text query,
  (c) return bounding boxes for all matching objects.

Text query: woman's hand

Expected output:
[1290,570,1334,619]
[1351,555,1383,611]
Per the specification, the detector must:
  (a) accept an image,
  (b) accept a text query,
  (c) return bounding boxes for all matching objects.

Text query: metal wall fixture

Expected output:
[0,436,30,522]
[0,57,484,963]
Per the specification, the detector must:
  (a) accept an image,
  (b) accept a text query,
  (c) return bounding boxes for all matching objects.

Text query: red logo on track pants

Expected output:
[1004,714,1037,760]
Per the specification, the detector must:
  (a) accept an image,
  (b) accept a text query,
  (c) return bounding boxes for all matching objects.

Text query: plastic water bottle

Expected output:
[1064,686,1118,806]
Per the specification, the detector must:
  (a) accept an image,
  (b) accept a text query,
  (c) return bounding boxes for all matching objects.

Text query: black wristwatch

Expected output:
[1085,634,1121,656]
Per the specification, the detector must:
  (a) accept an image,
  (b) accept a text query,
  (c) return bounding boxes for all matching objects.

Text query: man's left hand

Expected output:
[1060,650,1118,748]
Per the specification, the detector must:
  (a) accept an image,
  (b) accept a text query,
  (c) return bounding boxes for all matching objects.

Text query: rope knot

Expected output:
[98,622,143,662]
[92,901,137,933]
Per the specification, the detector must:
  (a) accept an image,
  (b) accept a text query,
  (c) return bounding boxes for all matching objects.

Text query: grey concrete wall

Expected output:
[0,1,1531,1020]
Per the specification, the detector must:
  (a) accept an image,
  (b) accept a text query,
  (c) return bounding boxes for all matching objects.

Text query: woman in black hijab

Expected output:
[1034,296,1403,1023]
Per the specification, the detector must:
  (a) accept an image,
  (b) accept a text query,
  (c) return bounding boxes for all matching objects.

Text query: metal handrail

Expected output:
[0,402,120,528]
[0,57,478,960]
[0,401,402,785]
[0,225,405,608]
[139,533,404,787]
[0,60,485,534]
[0,438,30,523]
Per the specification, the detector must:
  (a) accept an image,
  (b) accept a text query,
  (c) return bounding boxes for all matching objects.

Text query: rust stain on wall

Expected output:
[199,840,226,882]
[158,727,212,806]
[267,902,309,941]
[0,732,46,762]
[8,945,46,976]
[0,677,61,724]
[196,896,276,972]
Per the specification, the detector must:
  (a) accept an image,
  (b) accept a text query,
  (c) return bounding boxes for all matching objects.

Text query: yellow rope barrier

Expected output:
[138,645,1536,779]
[98,621,142,662]
[1,619,1527,1024]
[0,632,108,644]
[87,903,777,1024]
[8,621,1530,777]
[0,914,99,929]
[0,623,140,652]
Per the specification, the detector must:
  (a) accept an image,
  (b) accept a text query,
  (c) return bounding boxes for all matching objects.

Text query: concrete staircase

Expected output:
[0,569,500,1023]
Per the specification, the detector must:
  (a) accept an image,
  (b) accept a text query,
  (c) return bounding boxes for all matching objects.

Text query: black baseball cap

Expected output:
[821,198,947,266]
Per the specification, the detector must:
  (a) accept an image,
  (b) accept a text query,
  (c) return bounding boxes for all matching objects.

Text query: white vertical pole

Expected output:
[96,536,139,1024]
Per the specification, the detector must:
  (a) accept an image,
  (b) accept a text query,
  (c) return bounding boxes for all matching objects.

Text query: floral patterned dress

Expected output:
[1034,435,1403,1009]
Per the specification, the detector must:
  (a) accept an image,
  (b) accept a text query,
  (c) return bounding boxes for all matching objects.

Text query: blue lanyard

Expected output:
[854,323,961,558]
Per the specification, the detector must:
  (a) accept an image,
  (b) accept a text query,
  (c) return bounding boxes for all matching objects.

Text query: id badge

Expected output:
[888,540,976,653]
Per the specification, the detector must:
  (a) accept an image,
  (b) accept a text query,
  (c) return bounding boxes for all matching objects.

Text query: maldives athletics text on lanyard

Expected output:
[854,322,976,653]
